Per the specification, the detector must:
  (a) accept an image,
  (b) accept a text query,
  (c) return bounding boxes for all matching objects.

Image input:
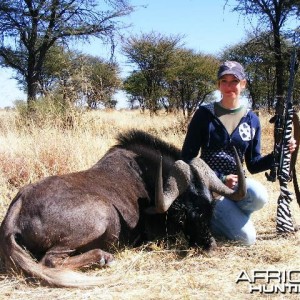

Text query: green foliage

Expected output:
[32,45,121,109]
[123,32,182,113]
[167,49,219,117]
[123,71,148,109]
[84,56,121,109]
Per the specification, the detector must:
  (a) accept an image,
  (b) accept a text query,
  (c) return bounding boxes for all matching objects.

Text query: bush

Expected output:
[14,96,83,130]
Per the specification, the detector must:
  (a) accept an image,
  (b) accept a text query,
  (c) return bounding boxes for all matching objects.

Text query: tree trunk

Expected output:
[26,74,39,113]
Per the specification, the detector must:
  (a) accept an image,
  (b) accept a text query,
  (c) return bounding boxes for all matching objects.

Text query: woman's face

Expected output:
[218,74,246,101]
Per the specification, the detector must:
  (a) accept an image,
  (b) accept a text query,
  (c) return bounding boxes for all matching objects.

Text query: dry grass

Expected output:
[1,108,300,299]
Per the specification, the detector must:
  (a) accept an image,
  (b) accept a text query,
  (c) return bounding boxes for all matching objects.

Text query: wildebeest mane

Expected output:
[113,129,181,160]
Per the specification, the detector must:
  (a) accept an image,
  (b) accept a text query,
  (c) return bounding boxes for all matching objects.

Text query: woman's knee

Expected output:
[248,178,268,207]
[237,178,269,213]
[211,199,257,245]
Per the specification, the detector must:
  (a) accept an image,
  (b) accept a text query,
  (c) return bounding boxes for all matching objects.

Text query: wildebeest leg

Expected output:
[40,249,114,269]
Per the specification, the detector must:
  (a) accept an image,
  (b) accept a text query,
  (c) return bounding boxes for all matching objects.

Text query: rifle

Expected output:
[265,47,300,233]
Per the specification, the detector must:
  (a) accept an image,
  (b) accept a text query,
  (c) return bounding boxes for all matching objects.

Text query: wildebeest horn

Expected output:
[155,146,246,213]
[155,156,192,213]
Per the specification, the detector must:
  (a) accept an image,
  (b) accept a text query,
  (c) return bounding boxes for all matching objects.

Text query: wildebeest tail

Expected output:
[0,194,104,288]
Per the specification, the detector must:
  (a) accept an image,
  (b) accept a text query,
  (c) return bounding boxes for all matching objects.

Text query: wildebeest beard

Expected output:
[164,171,217,250]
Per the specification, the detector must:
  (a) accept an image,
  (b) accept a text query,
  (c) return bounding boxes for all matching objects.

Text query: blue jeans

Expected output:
[210,178,268,246]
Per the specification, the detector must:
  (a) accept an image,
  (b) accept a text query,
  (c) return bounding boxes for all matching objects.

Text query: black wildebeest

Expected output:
[0,130,245,287]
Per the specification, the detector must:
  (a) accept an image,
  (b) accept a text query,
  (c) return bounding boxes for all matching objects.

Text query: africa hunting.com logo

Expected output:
[236,269,300,294]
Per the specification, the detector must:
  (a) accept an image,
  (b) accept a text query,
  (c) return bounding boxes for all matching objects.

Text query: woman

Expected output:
[181,61,296,245]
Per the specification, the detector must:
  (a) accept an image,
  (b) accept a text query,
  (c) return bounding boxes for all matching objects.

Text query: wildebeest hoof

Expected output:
[99,257,106,266]
[99,255,115,267]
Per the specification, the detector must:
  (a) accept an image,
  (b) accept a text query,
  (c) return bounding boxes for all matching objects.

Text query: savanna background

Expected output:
[1,108,300,300]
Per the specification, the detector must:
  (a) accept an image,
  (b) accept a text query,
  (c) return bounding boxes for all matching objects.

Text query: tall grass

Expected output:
[0,108,300,299]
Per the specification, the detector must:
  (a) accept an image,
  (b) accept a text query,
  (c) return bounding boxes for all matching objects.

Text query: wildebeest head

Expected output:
[152,146,246,250]
[154,145,246,212]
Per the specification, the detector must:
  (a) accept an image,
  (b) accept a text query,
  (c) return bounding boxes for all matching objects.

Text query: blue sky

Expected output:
[0,0,251,108]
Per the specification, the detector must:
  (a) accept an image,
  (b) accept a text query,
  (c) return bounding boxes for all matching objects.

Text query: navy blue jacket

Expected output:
[181,103,273,180]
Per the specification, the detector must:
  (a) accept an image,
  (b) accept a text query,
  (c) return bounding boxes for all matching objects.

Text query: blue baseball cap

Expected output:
[217,61,246,80]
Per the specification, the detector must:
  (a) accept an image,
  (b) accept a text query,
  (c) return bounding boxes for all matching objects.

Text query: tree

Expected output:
[123,71,148,110]
[123,34,219,116]
[32,43,73,97]
[229,0,299,101]
[39,49,121,109]
[84,55,121,109]
[123,32,182,114]
[167,49,219,118]
[0,0,133,109]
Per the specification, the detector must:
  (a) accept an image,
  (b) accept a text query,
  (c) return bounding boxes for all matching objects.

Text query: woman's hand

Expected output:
[288,138,297,153]
[224,174,238,189]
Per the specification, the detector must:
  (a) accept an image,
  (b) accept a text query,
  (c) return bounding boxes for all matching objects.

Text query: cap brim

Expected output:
[218,70,243,80]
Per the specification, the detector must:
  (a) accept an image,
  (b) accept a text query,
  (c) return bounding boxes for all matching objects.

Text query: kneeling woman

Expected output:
[181,61,296,245]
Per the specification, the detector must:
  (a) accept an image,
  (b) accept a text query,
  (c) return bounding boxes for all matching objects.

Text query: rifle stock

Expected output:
[266,47,299,233]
